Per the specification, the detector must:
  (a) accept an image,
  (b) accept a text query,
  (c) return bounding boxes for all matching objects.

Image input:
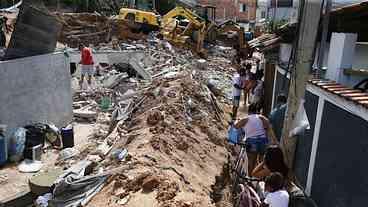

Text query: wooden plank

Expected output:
[343,68,368,77]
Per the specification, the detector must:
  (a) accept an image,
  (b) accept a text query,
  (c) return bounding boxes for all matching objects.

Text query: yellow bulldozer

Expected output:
[117,8,160,33]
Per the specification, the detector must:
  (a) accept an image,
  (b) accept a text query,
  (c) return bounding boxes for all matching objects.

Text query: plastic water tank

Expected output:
[0,125,8,166]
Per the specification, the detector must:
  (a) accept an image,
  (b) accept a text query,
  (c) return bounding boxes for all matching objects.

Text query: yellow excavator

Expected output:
[217,20,253,59]
[160,5,217,55]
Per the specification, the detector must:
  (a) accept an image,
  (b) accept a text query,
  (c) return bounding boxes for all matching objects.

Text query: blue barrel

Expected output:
[245,32,254,41]
[0,134,7,166]
[61,125,74,149]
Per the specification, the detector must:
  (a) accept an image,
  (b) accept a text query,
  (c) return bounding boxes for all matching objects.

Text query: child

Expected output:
[262,172,289,207]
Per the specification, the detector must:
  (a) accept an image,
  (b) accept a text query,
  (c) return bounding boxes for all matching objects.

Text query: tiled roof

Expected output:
[309,79,368,108]
[248,34,281,52]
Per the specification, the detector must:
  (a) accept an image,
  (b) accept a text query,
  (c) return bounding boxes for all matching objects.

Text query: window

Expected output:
[261,11,266,18]
[271,0,293,7]
[239,3,247,12]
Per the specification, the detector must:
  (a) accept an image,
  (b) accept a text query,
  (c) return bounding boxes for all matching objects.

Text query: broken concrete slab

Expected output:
[129,57,152,81]
[103,73,128,88]
[73,109,98,119]
[108,52,152,81]
[68,51,152,80]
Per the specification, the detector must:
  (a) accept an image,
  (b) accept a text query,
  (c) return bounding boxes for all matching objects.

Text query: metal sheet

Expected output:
[4,3,61,60]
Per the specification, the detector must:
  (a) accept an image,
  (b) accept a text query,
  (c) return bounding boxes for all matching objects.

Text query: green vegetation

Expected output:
[266,19,289,33]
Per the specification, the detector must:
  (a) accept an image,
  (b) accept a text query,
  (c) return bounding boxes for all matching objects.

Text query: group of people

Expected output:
[229,58,304,207]
[231,60,264,121]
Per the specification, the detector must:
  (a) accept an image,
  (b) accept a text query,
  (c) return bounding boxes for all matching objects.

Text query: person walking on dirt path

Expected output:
[234,104,278,174]
[232,64,247,120]
[269,94,287,141]
[0,16,7,48]
[242,63,253,106]
[79,43,94,90]
[249,74,265,113]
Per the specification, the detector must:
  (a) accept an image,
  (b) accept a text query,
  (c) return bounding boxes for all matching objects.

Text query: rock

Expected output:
[0,174,8,184]
[196,59,207,70]
[147,110,164,126]
[117,195,130,205]
[87,155,102,162]
[142,175,160,192]
[58,148,80,161]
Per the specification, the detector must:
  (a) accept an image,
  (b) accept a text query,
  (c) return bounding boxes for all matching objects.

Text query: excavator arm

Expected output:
[161,6,208,55]
[162,6,204,28]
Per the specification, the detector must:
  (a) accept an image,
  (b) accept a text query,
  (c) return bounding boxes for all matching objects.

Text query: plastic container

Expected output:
[8,127,26,162]
[100,97,111,111]
[0,125,8,166]
[70,62,77,75]
[227,125,244,144]
[61,125,74,149]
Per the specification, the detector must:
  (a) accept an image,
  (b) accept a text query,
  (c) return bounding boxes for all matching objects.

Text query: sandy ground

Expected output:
[0,123,94,202]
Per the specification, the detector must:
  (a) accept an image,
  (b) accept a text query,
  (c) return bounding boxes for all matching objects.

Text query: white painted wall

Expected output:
[326,33,357,86]
[279,43,293,64]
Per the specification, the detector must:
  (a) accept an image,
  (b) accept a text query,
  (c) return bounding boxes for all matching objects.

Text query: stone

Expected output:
[147,110,164,126]
[142,176,160,192]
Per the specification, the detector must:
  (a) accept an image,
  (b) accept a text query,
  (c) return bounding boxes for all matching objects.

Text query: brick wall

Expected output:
[198,0,256,22]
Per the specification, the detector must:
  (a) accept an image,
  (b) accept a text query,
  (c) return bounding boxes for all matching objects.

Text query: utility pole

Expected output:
[316,0,332,78]
[281,0,323,169]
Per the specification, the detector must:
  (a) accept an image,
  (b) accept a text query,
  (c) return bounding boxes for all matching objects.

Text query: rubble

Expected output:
[59,33,238,206]
[55,13,111,48]
[0,15,240,204]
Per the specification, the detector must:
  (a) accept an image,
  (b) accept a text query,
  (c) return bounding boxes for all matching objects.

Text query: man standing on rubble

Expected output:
[79,43,94,89]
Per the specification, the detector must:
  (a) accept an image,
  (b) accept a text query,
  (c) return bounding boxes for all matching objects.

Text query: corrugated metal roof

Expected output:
[309,79,368,108]
[331,1,368,15]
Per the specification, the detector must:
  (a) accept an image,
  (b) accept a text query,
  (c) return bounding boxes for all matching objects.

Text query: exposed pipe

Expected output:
[316,0,332,78]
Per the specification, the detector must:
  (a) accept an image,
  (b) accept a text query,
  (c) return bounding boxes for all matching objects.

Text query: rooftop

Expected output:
[309,79,368,108]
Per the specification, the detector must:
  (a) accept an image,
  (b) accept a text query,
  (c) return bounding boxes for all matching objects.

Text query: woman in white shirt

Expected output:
[235,104,278,173]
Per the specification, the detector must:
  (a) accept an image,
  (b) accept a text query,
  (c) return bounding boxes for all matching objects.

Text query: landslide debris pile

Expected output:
[65,35,238,206]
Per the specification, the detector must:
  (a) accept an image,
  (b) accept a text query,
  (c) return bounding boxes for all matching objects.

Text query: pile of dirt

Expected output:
[87,70,231,206]
[55,12,111,47]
